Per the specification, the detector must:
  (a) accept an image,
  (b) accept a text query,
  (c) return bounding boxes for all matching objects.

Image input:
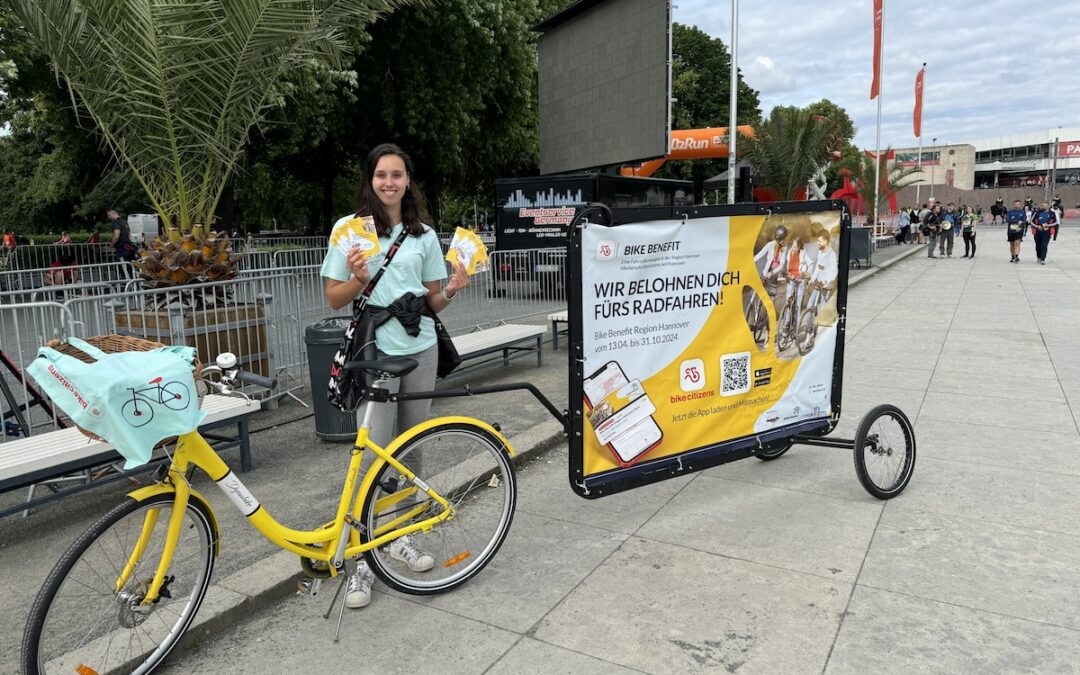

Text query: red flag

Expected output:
[870,0,883,99]
[913,67,925,137]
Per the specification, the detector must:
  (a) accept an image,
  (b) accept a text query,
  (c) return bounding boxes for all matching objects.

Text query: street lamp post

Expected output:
[930,137,937,201]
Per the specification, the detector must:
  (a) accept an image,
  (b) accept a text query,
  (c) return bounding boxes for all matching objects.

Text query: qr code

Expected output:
[720,352,751,397]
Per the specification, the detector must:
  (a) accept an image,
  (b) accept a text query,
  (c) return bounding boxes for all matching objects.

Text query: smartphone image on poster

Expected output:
[583,361,664,467]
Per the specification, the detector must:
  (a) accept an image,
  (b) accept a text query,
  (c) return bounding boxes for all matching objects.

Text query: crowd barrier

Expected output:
[0,246,569,444]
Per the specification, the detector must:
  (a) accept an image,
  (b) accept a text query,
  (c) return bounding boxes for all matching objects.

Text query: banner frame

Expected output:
[567,199,852,498]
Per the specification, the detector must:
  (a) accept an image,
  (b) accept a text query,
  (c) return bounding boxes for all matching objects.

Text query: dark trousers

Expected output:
[1033,229,1051,261]
[962,231,976,257]
[895,225,910,244]
[938,230,954,256]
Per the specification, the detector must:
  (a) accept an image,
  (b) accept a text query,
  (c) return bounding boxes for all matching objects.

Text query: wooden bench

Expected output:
[0,394,257,518]
[450,323,547,373]
[548,310,568,350]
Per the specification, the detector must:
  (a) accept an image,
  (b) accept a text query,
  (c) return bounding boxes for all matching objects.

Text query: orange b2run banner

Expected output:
[870,0,883,99]
[568,202,852,498]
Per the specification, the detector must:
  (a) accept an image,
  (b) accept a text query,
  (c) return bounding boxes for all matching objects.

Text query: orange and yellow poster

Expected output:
[572,208,846,497]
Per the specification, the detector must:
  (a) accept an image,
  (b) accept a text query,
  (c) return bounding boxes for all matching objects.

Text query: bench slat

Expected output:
[452,324,546,357]
[0,394,256,485]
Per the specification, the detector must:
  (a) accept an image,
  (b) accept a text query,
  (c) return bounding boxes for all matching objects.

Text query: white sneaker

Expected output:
[345,560,375,609]
[387,534,435,572]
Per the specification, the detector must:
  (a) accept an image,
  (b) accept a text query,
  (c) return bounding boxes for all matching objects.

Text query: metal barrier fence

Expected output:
[0,302,77,440]
[0,261,135,299]
[0,246,569,444]
[0,243,118,271]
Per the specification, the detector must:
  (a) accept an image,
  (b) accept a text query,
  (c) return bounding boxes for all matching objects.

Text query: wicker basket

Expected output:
[45,334,203,444]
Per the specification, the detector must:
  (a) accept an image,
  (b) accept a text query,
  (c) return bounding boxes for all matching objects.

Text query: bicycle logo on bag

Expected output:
[121,376,191,428]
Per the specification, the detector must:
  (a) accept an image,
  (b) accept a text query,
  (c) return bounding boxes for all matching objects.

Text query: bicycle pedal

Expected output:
[296,576,323,597]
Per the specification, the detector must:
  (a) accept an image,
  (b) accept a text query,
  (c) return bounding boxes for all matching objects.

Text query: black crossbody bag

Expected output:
[327,226,409,412]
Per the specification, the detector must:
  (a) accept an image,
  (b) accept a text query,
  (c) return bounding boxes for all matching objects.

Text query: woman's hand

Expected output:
[346,248,371,285]
[443,261,469,299]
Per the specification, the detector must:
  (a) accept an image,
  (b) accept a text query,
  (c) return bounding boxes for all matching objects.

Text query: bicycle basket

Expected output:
[27,337,206,468]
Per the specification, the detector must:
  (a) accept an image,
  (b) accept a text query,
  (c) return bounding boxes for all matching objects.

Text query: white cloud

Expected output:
[674,0,1080,148]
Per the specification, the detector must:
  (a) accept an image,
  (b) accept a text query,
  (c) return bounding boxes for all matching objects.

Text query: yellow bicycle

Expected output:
[21,355,518,675]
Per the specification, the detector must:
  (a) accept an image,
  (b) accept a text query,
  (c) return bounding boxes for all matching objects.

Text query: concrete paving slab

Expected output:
[931,352,1058,380]
[825,585,1080,675]
[488,638,641,675]
[895,456,1080,536]
[918,391,1077,435]
[515,445,694,535]
[382,509,628,634]
[843,365,935,391]
[708,443,881,504]
[533,537,849,674]
[914,417,1080,475]
[860,507,1080,630]
[636,475,882,583]
[927,369,1066,403]
[157,586,519,674]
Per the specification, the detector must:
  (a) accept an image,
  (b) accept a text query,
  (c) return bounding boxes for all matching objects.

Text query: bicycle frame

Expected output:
[121,411,482,605]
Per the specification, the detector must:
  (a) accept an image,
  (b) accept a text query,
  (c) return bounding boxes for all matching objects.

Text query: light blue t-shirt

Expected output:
[321,217,447,355]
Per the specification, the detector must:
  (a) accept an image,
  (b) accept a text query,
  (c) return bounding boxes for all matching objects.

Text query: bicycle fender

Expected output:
[126,484,222,557]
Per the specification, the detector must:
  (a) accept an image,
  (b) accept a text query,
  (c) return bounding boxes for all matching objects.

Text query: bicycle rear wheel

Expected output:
[22,492,216,675]
[360,422,516,595]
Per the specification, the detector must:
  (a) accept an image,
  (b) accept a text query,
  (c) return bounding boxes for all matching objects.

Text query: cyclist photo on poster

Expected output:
[750,217,840,360]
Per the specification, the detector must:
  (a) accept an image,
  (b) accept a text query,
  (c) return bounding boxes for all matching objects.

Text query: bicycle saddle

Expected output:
[344,356,418,378]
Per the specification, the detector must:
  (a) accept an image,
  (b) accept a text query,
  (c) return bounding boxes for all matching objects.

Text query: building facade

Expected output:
[892,127,1080,193]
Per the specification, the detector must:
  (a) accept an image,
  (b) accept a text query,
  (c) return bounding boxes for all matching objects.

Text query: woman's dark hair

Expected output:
[354,143,429,237]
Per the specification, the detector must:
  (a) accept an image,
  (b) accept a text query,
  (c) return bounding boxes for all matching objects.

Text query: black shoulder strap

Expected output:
[352,225,410,314]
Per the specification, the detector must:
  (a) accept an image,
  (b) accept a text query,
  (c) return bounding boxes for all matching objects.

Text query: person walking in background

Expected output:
[939,203,956,258]
[1030,201,1057,265]
[1005,199,1027,263]
[896,208,910,244]
[87,229,101,244]
[924,204,942,258]
[2,231,15,251]
[56,231,72,245]
[1051,196,1063,241]
[321,143,468,611]
[107,209,139,277]
[960,205,977,258]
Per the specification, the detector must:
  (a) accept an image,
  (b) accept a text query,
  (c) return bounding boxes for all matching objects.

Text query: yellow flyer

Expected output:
[331,216,381,259]
[445,227,489,274]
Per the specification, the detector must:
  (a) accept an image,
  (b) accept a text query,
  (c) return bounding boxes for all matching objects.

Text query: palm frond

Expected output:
[8,0,424,235]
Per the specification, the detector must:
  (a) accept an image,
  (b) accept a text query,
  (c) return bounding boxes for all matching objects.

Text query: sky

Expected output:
[675,0,1080,150]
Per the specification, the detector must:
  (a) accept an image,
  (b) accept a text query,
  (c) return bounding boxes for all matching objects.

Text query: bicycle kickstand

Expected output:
[323,557,357,643]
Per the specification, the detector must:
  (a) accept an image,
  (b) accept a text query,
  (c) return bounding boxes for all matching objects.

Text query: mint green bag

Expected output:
[27,338,206,468]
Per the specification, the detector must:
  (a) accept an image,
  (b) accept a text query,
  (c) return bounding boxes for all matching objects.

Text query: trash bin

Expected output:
[305,318,357,441]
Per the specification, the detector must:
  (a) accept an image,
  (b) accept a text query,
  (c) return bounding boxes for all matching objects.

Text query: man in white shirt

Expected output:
[808,229,838,304]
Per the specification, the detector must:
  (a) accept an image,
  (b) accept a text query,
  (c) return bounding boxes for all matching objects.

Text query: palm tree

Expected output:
[847,148,920,218]
[8,0,420,290]
[741,106,843,201]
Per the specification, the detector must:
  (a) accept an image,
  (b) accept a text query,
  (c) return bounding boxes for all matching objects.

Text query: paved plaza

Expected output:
[2,224,1078,673]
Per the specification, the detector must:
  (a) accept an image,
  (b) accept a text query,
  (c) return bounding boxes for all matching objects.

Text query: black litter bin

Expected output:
[305,318,357,441]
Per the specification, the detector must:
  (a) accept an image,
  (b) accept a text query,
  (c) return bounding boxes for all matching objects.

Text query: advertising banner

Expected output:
[569,202,849,497]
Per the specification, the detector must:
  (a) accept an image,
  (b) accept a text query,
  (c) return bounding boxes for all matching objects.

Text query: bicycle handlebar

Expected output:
[232,370,277,390]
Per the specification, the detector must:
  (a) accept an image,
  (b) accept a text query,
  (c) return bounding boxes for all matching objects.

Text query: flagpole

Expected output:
[915,63,925,205]
[726,0,739,204]
[872,1,884,232]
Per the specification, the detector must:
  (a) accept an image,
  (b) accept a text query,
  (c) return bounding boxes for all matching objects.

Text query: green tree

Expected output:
[742,105,845,201]
[230,0,560,233]
[6,0,422,238]
[656,23,761,188]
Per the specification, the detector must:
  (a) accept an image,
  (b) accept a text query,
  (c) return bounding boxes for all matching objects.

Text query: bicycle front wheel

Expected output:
[360,422,516,595]
[22,492,216,675]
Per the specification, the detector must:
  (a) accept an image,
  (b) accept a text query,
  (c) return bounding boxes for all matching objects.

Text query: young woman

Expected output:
[960,205,977,258]
[321,143,468,610]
